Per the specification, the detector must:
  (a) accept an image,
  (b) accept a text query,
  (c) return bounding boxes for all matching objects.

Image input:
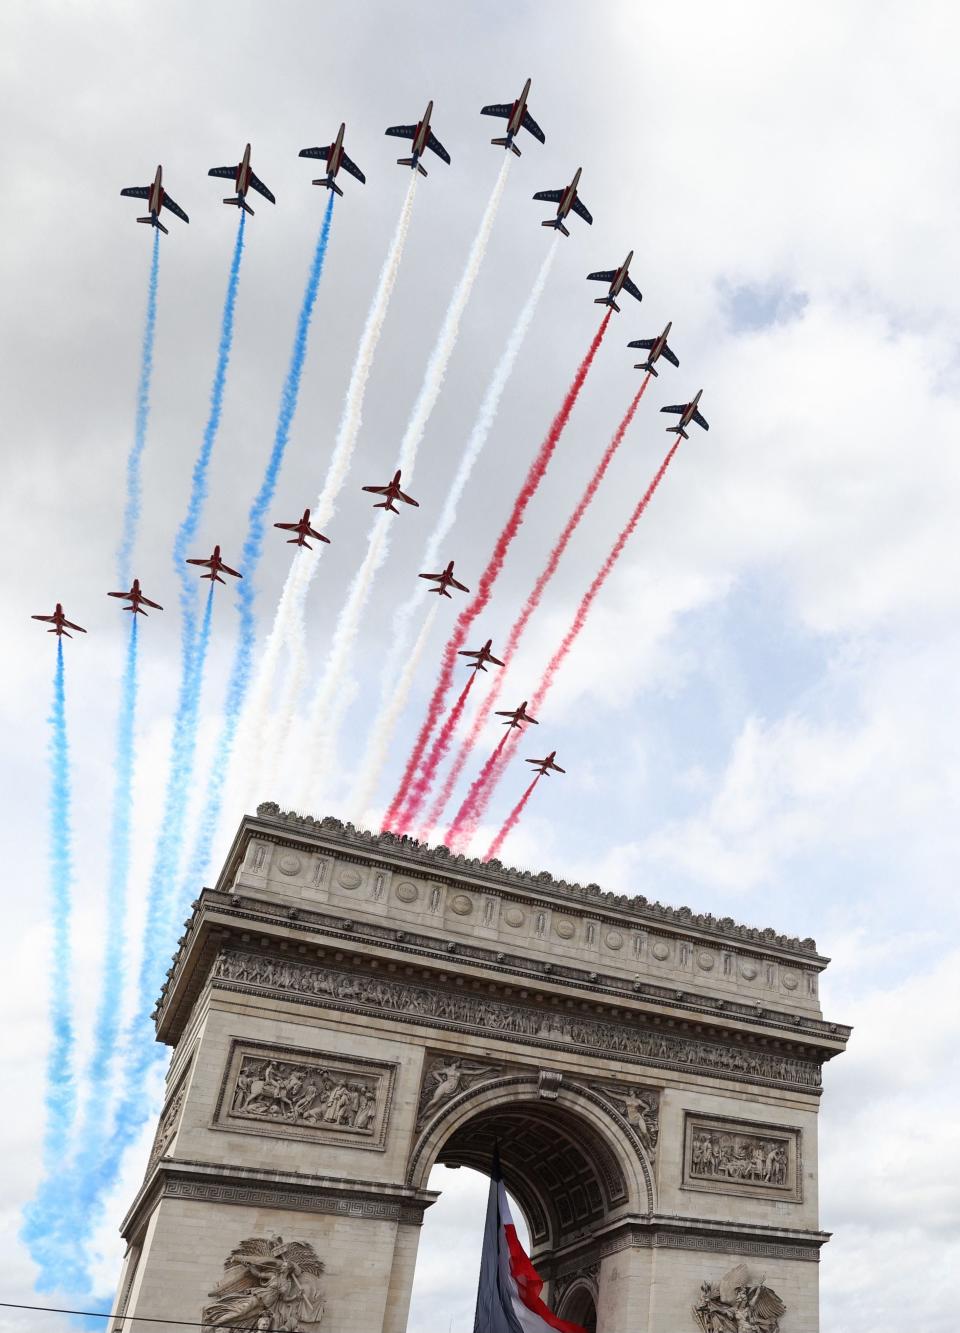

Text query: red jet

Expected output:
[661,389,709,439]
[208,144,275,215]
[458,639,504,673]
[121,165,189,234]
[527,750,565,776]
[273,508,330,549]
[385,100,451,176]
[362,470,419,514]
[32,604,86,638]
[495,700,539,729]
[628,322,679,377]
[186,545,242,584]
[587,250,642,313]
[419,560,469,599]
[533,167,593,237]
[481,78,545,156]
[108,579,163,615]
[299,123,366,197]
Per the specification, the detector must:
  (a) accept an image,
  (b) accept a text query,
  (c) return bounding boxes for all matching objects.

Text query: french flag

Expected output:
[472,1150,587,1333]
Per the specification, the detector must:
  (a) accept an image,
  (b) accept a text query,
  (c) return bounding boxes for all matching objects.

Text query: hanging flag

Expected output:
[473,1149,587,1333]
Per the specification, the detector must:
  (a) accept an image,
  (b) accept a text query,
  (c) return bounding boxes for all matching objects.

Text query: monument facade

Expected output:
[111,804,849,1333]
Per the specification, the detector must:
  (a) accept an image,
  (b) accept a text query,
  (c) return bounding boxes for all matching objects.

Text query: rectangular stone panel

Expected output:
[682,1111,802,1203]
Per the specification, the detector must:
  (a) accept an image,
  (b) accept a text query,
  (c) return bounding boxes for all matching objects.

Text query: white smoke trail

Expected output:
[349,239,559,810]
[299,157,513,801]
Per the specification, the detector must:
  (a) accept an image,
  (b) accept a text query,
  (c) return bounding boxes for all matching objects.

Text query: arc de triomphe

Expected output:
[111,804,849,1333]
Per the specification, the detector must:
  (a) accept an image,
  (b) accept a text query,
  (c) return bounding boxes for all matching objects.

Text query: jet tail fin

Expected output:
[374,499,398,512]
[315,177,344,196]
[224,196,255,215]
[491,136,522,156]
[594,296,620,312]
[666,425,689,439]
[397,157,429,176]
[636,361,658,376]
[541,218,569,237]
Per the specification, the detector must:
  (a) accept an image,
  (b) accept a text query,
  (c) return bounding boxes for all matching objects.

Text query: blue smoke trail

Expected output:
[117,229,160,587]
[179,195,335,901]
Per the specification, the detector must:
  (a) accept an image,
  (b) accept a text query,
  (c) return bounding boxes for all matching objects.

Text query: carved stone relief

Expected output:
[683,1113,801,1202]
[147,1063,190,1171]
[592,1081,660,1160]
[692,1264,785,1332]
[416,1053,504,1127]
[202,1235,325,1333]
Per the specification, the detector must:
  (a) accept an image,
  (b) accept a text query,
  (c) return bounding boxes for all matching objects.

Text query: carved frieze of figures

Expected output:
[683,1113,801,1202]
[202,1235,325,1333]
[593,1082,660,1160]
[416,1054,503,1126]
[147,1064,190,1171]
[214,1039,396,1151]
[692,1264,785,1333]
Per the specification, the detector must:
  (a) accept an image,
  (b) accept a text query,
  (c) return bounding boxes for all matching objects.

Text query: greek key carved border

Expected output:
[160,1177,426,1226]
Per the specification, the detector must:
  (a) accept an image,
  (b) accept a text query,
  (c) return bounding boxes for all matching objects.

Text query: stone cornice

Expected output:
[541,1214,831,1269]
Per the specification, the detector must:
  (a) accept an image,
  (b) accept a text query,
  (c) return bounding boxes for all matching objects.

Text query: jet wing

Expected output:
[120,185,151,199]
[480,102,513,120]
[385,124,417,141]
[450,577,469,592]
[692,410,709,431]
[362,484,389,495]
[141,595,163,610]
[186,556,212,566]
[587,269,617,283]
[533,188,564,203]
[426,131,450,164]
[208,165,237,179]
[274,521,299,531]
[340,151,366,183]
[628,337,657,350]
[298,145,330,160]
[249,171,275,203]
[220,562,243,578]
[521,109,546,143]
[662,344,680,368]
[63,619,87,633]
[623,276,643,302]
[487,653,505,667]
[571,197,593,224]
[397,489,420,507]
[307,529,330,543]
[660,404,686,415]
[162,194,190,224]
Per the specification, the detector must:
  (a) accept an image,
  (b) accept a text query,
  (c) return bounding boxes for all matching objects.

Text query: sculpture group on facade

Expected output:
[231,1056,378,1132]
[693,1265,786,1333]
[202,1236,326,1333]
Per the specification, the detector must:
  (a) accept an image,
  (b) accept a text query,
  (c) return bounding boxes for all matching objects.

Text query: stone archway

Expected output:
[556,1282,598,1333]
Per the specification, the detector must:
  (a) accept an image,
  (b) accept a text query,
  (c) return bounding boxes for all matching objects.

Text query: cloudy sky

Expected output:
[2,2,959,1331]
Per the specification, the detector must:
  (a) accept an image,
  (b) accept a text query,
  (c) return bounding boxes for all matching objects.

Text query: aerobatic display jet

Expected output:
[495,700,539,729]
[533,168,592,237]
[31,604,86,638]
[587,251,642,312]
[362,470,419,513]
[385,101,450,175]
[273,508,330,549]
[661,389,709,439]
[481,78,545,156]
[120,165,189,234]
[108,579,163,615]
[526,750,565,776]
[299,124,365,196]
[629,322,679,377]
[458,639,504,673]
[208,144,275,215]
[185,545,242,583]
[418,560,469,599]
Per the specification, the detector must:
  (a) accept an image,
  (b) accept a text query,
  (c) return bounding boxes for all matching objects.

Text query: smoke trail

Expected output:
[437,377,652,837]
[485,774,541,862]
[394,673,477,832]
[385,312,612,831]
[117,229,160,587]
[300,159,513,798]
[356,242,559,811]
[179,196,335,895]
[437,729,509,844]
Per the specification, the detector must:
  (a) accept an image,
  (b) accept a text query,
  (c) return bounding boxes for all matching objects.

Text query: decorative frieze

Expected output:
[682,1113,802,1203]
[147,1061,191,1170]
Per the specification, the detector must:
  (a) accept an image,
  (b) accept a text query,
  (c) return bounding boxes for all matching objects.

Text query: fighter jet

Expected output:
[299,124,365,196]
[418,560,469,599]
[480,78,545,156]
[362,470,419,514]
[458,639,504,673]
[495,700,539,729]
[385,101,450,176]
[587,251,642,312]
[185,545,242,584]
[533,168,592,237]
[273,508,330,549]
[660,389,709,439]
[208,144,275,215]
[108,579,163,615]
[120,165,189,234]
[628,322,679,377]
[526,750,565,776]
[32,604,86,638]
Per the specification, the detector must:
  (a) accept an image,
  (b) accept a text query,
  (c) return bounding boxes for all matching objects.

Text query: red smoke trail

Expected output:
[454,438,682,848]
[383,312,611,831]
[435,729,510,842]
[391,672,476,835]
[485,775,541,862]
[437,376,652,838]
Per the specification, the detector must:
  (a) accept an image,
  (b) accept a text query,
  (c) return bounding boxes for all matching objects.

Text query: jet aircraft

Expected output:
[526,750,565,776]
[185,545,242,583]
[628,322,679,377]
[120,165,189,234]
[660,389,709,439]
[385,101,450,175]
[31,604,86,638]
[362,470,419,513]
[418,560,469,598]
[299,124,365,196]
[495,700,539,729]
[208,144,275,215]
[458,639,504,673]
[587,251,642,312]
[480,78,545,156]
[273,508,330,549]
[108,579,163,615]
[533,168,592,237]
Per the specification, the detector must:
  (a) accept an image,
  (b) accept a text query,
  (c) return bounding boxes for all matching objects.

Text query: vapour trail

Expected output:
[234,175,419,805]
[301,158,513,799]
[434,377,652,838]
[453,439,683,849]
[179,196,335,896]
[355,241,559,814]
[485,774,541,862]
[385,312,612,832]
[117,229,160,586]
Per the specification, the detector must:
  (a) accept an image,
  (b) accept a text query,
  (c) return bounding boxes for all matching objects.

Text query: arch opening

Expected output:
[557,1285,598,1333]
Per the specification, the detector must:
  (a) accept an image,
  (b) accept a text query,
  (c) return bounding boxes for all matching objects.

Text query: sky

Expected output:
[1,2,959,1331]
